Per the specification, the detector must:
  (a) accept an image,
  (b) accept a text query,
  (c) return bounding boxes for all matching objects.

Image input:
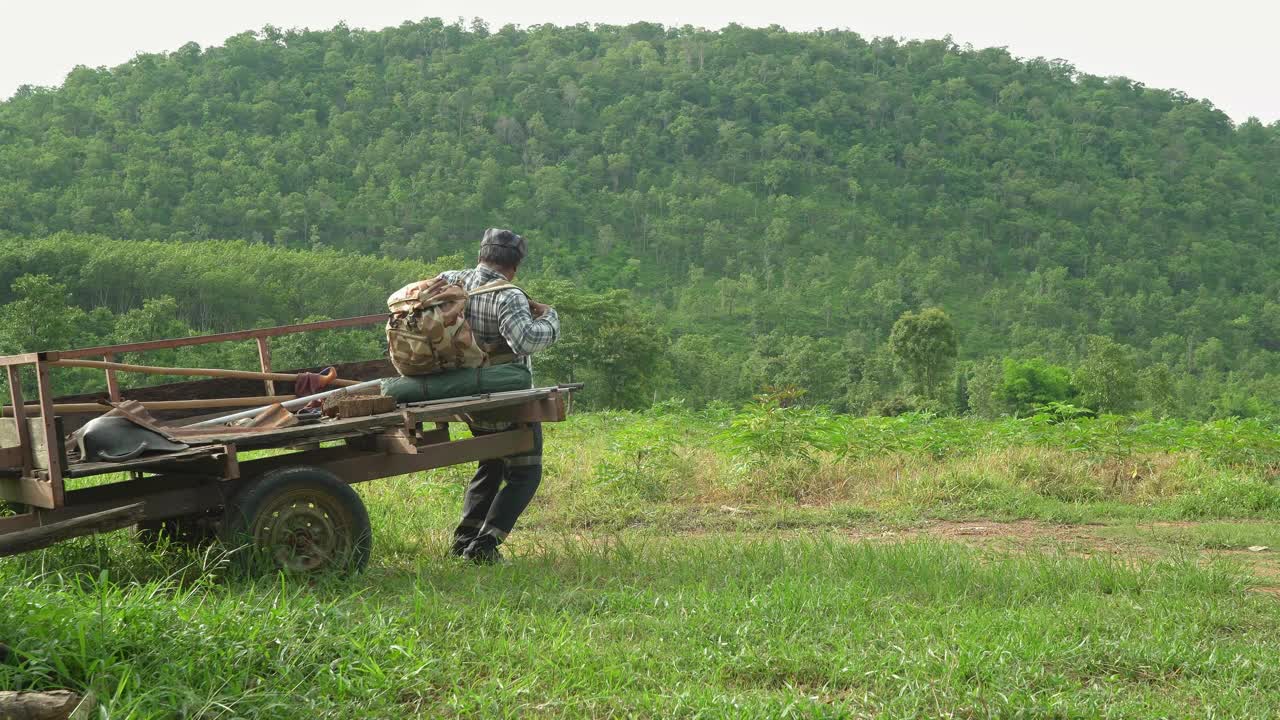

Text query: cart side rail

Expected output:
[0,355,65,509]
[1,314,389,510]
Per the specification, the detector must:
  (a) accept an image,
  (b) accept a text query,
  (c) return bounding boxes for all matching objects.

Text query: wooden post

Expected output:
[0,504,143,557]
[50,359,358,386]
[103,353,121,402]
[4,395,299,417]
[34,360,64,507]
[256,337,274,397]
[5,365,33,479]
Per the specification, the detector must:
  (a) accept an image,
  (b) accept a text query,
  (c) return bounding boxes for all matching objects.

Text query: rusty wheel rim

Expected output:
[252,489,351,573]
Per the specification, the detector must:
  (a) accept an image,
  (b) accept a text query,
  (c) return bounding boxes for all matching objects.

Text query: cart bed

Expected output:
[65,386,567,478]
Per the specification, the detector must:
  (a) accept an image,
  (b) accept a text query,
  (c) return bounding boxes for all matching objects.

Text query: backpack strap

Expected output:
[467,280,526,298]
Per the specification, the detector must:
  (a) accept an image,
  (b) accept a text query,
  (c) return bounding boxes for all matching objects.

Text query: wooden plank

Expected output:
[66,445,222,478]
[51,358,361,387]
[0,352,43,365]
[420,426,450,445]
[50,358,395,435]
[375,429,419,454]
[0,417,52,470]
[0,512,37,533]
[220,443,240,480]
[0,476,56,508]
[255,337,275,396]
[409,392,559,422]
[0,503,144,557]
[153,389,556,446]
[5,365,33,477]
[5,395,298,417]
[190,391,552,444]
[316,428,536,484]
[0,471,233,535]
[190,414,409,445]
[58,314,386,360]
[104,353,121,402]
[35,361,65,507]
[0,446,22,467]
[59,389,565,479]
[3,480,234,535]
[469,392,566,423]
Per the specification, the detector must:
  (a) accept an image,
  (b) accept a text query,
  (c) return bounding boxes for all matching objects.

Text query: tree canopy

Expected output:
[0,19,1277,416]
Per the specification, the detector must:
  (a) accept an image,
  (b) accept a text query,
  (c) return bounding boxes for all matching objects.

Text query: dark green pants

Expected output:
[453,423,543,545]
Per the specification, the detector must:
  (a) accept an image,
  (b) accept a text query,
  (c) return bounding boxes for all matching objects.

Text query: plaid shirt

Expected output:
[437,265,560,371]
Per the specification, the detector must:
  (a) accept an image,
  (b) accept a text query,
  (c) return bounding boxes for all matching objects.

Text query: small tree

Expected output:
[529,281,669,409]
[1139,363,1176,417]
[888,307,958,400]
[0,275,85,354]
[1074,335,1139,414]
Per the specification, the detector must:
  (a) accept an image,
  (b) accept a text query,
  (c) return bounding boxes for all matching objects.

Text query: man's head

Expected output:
[478,228,528,276]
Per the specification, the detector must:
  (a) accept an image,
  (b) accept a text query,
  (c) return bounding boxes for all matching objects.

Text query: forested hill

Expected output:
[1,20,1279,416]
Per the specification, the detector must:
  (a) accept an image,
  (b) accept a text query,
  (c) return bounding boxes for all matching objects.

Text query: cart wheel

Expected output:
[221,466,372,574]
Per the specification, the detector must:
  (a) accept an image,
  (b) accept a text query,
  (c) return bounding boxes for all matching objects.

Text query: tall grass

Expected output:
[3,535,1277,718]
[532,406,1280,528]
[5,407,1280,716]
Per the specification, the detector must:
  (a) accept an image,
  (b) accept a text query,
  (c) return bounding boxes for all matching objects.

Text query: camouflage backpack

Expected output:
[385,278,520,376]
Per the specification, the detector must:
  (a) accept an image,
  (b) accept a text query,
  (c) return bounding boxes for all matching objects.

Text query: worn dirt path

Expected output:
[841,519,1280,597]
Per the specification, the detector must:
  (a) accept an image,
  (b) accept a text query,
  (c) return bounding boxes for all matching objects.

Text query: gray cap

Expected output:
[480,228,528,261]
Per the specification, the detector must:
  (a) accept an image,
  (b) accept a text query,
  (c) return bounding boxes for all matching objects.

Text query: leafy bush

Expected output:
[720,392,841,465]
[997,358,1075,417]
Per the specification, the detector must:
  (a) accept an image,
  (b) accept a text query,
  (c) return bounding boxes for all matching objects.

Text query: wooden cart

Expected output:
[0,315,572,571]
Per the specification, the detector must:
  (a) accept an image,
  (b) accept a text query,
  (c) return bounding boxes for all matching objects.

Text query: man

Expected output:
[436,228,559,563]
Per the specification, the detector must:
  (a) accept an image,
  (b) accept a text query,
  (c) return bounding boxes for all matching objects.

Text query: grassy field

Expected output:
[3,407,1280,718]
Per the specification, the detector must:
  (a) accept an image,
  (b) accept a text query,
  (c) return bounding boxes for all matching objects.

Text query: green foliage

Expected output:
[529,282,669,409]
[720,391,840,465]
[0,20,1278,413]
[1074,335,1140,414]
[997,358,1075,416]
[889,307,957,399]
[0,274,85,354]
[588,412,688,503]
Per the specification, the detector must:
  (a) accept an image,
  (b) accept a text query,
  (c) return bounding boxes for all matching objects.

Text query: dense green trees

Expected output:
[0,19,1277,416]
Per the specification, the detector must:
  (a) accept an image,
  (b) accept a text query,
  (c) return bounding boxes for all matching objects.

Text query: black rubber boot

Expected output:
[451,531,478,558]
[462,534,503,565]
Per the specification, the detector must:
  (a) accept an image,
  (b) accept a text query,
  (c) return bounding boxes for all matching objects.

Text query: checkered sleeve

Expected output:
[498,291,560,355]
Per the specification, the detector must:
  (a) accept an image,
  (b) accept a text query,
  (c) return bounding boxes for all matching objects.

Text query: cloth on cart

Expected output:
[69,401,189,463]
[378,363,532,405]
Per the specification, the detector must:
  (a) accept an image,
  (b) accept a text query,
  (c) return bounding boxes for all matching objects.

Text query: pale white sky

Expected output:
[1,0,1276,123]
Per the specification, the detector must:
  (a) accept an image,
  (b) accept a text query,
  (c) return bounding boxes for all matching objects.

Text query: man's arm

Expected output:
[498,291,560,355]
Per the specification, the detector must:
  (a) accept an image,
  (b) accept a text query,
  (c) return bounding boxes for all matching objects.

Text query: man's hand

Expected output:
[529,300,552,318]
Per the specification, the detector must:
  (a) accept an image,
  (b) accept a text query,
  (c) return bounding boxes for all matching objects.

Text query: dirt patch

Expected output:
[930,520,1102,542]
[846,520,1115,548]
[857,520,1139,560]
[842,519,1280,596]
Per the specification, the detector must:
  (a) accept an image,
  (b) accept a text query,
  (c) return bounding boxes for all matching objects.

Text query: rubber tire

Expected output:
[220,466,372,574]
